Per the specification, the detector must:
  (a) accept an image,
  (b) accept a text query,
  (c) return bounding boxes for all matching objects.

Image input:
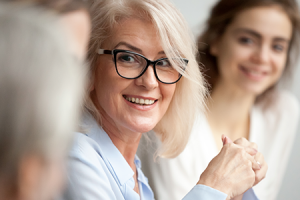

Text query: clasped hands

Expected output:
[197,135,268,200]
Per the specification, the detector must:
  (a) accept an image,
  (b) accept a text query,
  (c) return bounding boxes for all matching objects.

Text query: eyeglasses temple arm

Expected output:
[97,49,113,55]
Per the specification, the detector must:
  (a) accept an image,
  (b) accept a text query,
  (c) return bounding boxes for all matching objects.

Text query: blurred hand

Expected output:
[224,136,268,186]
[197,136,260,200]
[222,136,268,200]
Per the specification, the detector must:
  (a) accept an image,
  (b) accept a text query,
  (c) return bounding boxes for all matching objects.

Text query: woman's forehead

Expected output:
[103,18,164,55]
[228,6,292,40]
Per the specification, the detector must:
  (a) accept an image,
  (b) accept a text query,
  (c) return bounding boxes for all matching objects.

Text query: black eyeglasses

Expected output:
[97,49,188,84]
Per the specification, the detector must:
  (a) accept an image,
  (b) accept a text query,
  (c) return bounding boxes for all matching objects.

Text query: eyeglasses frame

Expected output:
[97,49,188,84]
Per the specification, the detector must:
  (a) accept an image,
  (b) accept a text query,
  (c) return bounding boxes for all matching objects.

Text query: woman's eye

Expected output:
[117,53,139,63]
[273,44,285,52]
[119,55,135,62]
[238,37,253,45]
[157,60,171,67]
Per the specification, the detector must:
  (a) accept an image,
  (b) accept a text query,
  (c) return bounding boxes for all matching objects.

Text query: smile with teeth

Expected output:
[125,96,156,105]
[240,66,267,77]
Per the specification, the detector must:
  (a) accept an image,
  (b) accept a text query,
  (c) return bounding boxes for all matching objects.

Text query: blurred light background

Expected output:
[170,0,300,199]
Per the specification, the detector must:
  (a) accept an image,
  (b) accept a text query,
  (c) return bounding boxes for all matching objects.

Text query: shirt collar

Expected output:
[135,155,146,182]
[82,112,135,186]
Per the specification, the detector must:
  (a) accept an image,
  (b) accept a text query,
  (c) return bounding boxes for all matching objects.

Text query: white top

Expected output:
[137,90,299,200]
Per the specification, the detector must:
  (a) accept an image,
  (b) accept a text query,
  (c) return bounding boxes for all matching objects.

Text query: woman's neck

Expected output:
[91,92,142,168]
[101,116,141,195]
[207,81,256,150]
[100,113,141,169]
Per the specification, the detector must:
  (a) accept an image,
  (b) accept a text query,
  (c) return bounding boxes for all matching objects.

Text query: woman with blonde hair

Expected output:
[0,3,86,200]
[139,0,299,199]
[62,0,267,200]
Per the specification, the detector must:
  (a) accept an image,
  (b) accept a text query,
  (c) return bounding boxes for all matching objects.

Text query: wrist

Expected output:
[197,177,230,196]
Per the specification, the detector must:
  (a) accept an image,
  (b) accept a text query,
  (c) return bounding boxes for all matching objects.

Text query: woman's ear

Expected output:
[89,78,95,92]
[89,61,99,92]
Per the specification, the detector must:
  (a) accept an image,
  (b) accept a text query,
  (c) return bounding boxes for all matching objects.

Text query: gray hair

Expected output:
[85,0,207,158]
[0,2,86,182]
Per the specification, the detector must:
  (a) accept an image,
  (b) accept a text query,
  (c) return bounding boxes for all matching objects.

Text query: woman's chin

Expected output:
[237,83,269,97]
[124,116,160,133]
[131,124,156,134]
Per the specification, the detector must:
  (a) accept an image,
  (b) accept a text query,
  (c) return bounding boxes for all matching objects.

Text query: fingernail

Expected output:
[222,135,226,145]
[257,161,261,169]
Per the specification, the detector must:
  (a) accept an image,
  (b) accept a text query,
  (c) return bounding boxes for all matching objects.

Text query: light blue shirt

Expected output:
[61,113,259,200]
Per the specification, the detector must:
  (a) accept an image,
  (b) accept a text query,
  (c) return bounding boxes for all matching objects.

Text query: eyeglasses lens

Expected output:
[115,51,182,83]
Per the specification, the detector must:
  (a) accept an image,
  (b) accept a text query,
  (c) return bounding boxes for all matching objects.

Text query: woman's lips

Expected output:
[125,96,155,105]
[123,95,158,111]
[239,65,268,81]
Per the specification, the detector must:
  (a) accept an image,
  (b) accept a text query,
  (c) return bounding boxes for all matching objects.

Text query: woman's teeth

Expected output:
[246,69,262,76]
[241,66,265,77]
[125,97,155,105]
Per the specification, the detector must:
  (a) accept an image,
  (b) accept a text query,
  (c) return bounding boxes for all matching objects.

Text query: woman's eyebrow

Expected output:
[114,41,166,55]
[273,37,290,44]
[114,42,143,53]
[234,28,261,39]
[234,28,290,43]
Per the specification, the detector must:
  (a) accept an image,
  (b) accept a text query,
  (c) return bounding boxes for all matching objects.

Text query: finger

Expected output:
[222,135,233,145]
[221,134,226,144]
[253,154,268,186]
[254,153,267,171]
[254,162,268,185]
[254,152,264,164]
[256,161,261,169]
[253,152,267,185]
[246,153,261,171]
[226,136,233,143]
[244,146,257,156]
[234,137,249,146]
[248,142,258,151]
[234,138,258,153]
[254,152,266,171]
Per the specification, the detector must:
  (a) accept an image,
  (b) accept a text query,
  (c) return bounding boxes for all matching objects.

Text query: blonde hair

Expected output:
[0,3,86,183]
[86,0,207,158]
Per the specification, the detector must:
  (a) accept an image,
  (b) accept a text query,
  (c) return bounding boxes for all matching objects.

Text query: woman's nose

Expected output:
[252,44,270,64]
[135,65,159,90]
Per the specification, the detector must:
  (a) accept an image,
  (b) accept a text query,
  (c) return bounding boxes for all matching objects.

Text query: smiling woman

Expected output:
[209,6,292,96]
[91,18,179,137]
[85,0,205,158]
[61,0,268,200]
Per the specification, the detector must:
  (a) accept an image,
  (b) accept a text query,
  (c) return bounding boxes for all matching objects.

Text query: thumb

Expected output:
[222,135,233,145]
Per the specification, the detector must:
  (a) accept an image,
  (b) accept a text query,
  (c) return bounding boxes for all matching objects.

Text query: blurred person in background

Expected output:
[60,0,267,200]
[0,2,88,200]
[138,0,300,199]
[7,0,91,61]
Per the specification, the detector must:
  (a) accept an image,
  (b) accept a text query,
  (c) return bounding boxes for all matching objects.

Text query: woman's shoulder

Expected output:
[256,90,299,117]
[70,132,102,158]
[68,131,110,175]
[273,90,299,109]
[70,112,107,161]
[63,132,120,200]
[253,90,299,138]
